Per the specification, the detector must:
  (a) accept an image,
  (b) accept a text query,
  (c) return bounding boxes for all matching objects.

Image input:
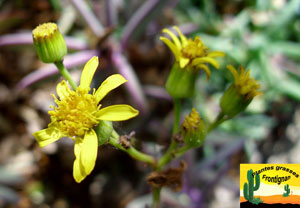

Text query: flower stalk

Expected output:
[54,60,77,90]
[207,112,227,133]
[109,130,156,166]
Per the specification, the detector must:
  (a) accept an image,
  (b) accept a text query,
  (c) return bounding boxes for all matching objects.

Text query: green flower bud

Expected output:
[220,85,251,118]
[95,120,113,146]
[181,108,206,147]
[32,22,67,63]
[220,65,261,118]
[165,63,197,98]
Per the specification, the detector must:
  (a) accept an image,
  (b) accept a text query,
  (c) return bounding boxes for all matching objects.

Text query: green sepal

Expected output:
[95,120,113,146]
[182,122,206,148]
[165,63,197,98]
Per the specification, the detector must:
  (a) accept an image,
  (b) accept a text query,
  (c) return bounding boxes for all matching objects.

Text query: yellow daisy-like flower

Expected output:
[33,56,139,183]
[227,65,261,100]
[160,26,225,79]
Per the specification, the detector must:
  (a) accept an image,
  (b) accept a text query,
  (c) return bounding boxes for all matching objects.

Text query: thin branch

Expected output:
[16,50,98,90]
[105,0,117,27]
[144,85,172,101]
[71,0,104,37]
[0,33,88,50]
[120,0,169,50]
[111,49,148,115]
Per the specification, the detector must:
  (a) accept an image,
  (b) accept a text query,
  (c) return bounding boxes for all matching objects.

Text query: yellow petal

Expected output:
[173,26,187,46]
[79,56,99,90]
[80,129,98,175]
[73,158,85,183]
[198,64,211,80]
[73,138,86,183]
[162,28,182,49]
[226,65,239,83]
[207,51,225,57]
[96,104,139,121]
[33,127,62,147]
[192,57,220,69]
[179,57,190,68]
[160,37,180,61]
[95,74,127,103]
[56,80,71,99]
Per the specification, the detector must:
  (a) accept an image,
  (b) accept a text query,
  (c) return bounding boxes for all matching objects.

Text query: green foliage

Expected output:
[243,169,262,205]
[283,184,290,197]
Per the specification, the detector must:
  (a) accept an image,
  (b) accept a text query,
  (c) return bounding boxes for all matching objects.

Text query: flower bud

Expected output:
[220,65,261,118]
[95,120,113,146]
[32,22,67,63]
[166,63,197,98]
[181,108,206,147]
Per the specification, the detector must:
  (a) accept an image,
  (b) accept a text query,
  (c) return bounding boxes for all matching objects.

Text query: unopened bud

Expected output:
[181,108,206,147]
[32,22,67,63]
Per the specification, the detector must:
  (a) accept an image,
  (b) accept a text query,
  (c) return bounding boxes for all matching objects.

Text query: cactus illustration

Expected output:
[283,184,290,197]
[243,169,262,205]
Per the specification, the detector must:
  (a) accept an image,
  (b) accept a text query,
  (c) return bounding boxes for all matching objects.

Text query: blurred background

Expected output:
[0,0,300,207]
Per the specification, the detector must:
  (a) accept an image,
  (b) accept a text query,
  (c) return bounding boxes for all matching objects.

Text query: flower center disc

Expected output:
[181,37,208,59]
[49,88,99,137]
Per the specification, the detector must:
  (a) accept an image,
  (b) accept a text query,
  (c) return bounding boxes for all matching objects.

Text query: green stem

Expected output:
[207,112,227,133]
[173,145,191,158]
[150,98,182,207]
[157,98,181,170]
[109,130,156,166]
[172,98,181,135]
[152,188,161,208]
[55,60,77,90]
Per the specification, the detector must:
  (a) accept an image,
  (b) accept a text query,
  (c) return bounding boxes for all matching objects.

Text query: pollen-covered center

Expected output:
[181,37,208,60]
[49,88,100,138]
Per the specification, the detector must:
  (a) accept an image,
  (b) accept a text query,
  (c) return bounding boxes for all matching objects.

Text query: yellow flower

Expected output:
[226,65,261,100]
[160,26,225,79]
[33,56,139,183]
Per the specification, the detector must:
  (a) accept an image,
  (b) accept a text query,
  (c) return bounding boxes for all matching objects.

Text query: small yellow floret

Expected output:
[182,108,201,132]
